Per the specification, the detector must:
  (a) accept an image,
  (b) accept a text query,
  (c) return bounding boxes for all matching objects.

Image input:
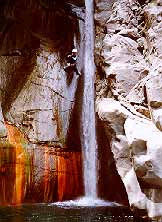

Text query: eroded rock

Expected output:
[96,96,162,217]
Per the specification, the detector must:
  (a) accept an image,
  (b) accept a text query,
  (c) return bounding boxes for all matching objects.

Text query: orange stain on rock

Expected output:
[5,122,28,205]
[0,122,83,205]
[43,146,50,201]
[57,152,83,201]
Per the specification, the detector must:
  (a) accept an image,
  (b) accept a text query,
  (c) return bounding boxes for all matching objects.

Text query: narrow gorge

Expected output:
[0,0,162,221]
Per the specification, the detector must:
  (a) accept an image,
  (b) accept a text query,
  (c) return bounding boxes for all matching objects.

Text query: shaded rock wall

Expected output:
[0,0,82,142]
[97,116,129,206]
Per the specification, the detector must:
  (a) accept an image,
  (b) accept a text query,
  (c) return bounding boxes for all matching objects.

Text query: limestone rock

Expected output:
[146,74,162,108]
[145,74,162,131]
[0,106,7,138]
[126,76,149,105]
[95,0,114,25]
[125,117,162,216]
[131,139,147,155]
[111,135,132,179]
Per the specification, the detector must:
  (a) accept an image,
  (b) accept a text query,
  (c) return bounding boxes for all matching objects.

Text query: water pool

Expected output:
[0,204,148,222]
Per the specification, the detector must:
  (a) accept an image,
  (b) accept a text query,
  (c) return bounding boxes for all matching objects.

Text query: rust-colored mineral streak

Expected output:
[0,122,83,205]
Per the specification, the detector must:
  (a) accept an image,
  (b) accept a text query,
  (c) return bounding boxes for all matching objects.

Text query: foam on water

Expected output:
[51,197,120,208]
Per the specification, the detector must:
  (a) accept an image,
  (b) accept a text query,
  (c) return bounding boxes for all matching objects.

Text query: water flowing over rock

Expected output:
[82,0,97,199]
[0,122,83,204]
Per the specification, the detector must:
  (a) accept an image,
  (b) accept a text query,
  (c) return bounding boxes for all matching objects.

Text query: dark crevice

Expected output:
[0,18,14,53]
[0,0,83,62]
[2,52,38,113]
[66,74,84,152]
[96,116,129,206]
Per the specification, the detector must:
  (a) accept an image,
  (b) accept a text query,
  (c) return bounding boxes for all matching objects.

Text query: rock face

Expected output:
[95,0,162,219]
[6,48,78,145]
[0,0,85,203]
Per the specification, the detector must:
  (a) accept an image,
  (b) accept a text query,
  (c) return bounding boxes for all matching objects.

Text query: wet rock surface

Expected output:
[0,122,83,204]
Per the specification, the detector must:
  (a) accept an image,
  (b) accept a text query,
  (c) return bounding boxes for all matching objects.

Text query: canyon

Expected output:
[0,0,162,220]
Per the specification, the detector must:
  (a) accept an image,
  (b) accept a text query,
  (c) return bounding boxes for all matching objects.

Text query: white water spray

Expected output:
[82,0,97,199]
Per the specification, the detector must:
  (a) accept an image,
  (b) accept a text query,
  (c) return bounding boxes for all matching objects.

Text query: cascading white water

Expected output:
[52,0,119,208]
[82,0,97,198]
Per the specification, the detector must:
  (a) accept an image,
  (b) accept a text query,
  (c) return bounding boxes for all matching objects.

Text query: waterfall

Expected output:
[54,0,118,207]
[82,0,97,198]
[53,0,120,207]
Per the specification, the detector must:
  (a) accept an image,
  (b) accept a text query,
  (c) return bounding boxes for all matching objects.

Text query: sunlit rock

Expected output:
[95,0,162,218]
[125,117,162,217]
[126,76,149,105]
[145,74,162,131]
[102,33,148,96]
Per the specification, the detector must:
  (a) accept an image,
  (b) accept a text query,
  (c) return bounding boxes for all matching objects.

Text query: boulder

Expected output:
[96,98,130,135]
[145,74,162,131]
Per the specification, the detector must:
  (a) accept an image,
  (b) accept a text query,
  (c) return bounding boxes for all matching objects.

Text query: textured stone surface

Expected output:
[101,29,148,96]
[2,0,162,219]
[6,48,79,145]
[0,105,7,138]
[96,98,162,218]
[146,74,162,131]
[95,0,162,219]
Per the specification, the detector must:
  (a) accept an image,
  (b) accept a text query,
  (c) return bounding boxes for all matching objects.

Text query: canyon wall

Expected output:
[0,0,84,204]
[95,0,162,219]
